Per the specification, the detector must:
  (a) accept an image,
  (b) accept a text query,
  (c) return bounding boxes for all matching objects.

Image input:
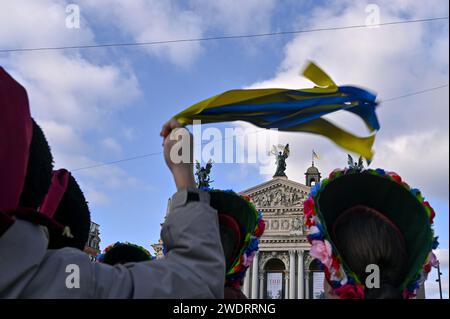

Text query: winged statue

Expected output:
[195,159,213,188]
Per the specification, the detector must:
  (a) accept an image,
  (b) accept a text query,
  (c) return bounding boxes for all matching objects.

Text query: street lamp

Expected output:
[436,260,443,299]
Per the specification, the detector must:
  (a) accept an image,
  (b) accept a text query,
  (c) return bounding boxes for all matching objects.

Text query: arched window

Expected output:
[309,259,325,299]
[264,258,286,299]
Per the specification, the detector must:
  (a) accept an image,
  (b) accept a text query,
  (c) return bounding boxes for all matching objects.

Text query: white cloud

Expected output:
[190,0,276,34]
[435,248,449,269]
[0,0,143,208]
[0,0,94,49]
[79,0,277,66]
[101,137,122,154]
[374,130,449,199]
[242,0,449,202]
[79,0,204,66]
[38,120,87,154]
[75,164,142,191]
[2,52,140,129]
[84,188,110,206]
[123,128,136,142]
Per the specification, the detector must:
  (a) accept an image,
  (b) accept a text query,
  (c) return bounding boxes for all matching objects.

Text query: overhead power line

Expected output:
[382,84,449,102]
[71,84,449,172]
[0,16,448,53]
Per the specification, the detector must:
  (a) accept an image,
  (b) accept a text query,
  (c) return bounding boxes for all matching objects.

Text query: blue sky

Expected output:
[0,0,448,298]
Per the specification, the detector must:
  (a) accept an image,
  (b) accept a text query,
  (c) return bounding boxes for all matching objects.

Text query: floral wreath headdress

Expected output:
[96,241,155,264]
[199,187,266,289]
[304,160,438,299]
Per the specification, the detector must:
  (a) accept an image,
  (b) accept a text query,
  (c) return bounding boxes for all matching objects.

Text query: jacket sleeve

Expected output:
[0,189,225,299]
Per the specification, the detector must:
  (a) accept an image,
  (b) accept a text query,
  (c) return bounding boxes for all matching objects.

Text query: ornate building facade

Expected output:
[151,162,322,299]
[239,164,321,299]
[151,156,427,299]
[84,221,101,261]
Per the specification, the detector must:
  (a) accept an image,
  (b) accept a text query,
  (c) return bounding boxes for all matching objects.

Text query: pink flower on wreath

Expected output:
[428,252,438,268]
[310,240,333,269]
[333,283,365,299]
[242,253,254,267]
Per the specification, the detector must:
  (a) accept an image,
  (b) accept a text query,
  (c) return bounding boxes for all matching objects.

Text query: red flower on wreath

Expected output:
[387,172,402,184]
[423,201,435,224]
[233,264,245,273]
[305,217,316,227]
[331,255,341,273]
[333,283,365,299]
[328,169,341,180]
[402,288,416,299]
[254,219,266,237]
[304,197,315,219]
[304,197,317,227]
[423,262,432,274]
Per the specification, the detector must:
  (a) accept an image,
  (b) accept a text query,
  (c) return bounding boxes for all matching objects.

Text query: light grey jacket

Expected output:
[0,189,225,298]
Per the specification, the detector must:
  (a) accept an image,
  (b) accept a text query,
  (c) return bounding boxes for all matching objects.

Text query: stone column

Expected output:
[251,252,259,299]
[289,250,296,299]
[284,271,289,299]
[305,271,310,299]
[297,250,304,299]
[259,273,264,299]
[243,270,251,298]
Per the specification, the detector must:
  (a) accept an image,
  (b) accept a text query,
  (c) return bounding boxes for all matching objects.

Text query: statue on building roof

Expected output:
[347,154,365,171]
[195,159,213,188]
[271,144,290,177]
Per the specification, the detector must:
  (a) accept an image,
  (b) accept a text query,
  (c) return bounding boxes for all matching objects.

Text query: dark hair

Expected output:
[48,174,91,250]
[18,119,54,209]
[102,244,152,265]
[333,205,408,299]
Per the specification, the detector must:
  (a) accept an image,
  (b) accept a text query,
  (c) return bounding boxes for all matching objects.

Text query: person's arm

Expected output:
[0,124,225,298]
[0,193,224,299]
[122,188,225,298]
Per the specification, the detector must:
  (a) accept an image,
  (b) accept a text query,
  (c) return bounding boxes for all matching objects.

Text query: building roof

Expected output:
[306,165,320,174]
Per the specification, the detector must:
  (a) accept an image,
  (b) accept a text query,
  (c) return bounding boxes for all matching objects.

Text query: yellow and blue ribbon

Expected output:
[174,62,379,160]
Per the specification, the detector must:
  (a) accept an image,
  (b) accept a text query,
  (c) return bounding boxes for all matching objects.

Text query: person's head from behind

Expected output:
[207,190,265,296]
[306,168,437,299]
[46,173,91,251]
[1,67,53,214]
[19,119,54,209]
[97,242,154,265]
[325,205,407,299]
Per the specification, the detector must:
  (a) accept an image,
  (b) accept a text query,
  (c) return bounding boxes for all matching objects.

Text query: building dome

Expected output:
[306,165,319,174]
[305,164,321,186]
